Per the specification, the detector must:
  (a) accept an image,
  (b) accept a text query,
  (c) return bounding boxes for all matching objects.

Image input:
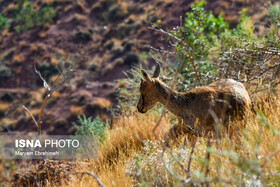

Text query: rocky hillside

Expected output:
[0,0,273,134]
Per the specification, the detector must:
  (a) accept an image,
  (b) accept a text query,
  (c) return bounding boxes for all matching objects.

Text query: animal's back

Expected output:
[182,79,251,127]
[209,79,251,111]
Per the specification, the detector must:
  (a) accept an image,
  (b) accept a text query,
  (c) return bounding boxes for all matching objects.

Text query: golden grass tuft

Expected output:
[117,1,128,15]
[51,91,61,99]
[70,106,84,116]
[50,57,59,66]
[30,89,45,104]
[67,94,280,186]
[117,79,127,88]
[0,117,14,127]
[39,32,47,38]
[42,0,54,5]
[29,108,41,118]
[73,13,87,23]
[0,102,10,112]
[6,3,16,12]
[12,55,23,63]
[93,98,112,109]
[30,44,38,51]
[69,111,170,186]
[1,29,8,36]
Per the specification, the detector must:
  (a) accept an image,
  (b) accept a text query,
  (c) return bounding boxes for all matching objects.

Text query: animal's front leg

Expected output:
[165,117,195,143]
[183,117,196,134]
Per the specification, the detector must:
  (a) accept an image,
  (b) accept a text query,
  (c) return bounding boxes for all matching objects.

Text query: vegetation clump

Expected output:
[0,13,9,33]
[112,1,280,185]
[14,3,56,32]
[74,114,108,144]
[0,64,12,84]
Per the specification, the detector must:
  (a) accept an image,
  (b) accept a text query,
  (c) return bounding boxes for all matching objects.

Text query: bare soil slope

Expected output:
[0,0,272,134]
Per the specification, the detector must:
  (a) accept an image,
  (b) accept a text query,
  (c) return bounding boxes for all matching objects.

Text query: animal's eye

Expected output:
[141,82,148,88]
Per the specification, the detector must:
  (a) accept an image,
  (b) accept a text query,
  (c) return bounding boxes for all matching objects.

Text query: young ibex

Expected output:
[137,63,251,138]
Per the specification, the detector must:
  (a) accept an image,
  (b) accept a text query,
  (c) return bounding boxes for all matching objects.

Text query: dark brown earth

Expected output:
[11,160,83,186]
[0,0,275,135]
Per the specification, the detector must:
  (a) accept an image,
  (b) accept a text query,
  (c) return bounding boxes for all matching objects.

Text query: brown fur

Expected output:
[137,64,251,138]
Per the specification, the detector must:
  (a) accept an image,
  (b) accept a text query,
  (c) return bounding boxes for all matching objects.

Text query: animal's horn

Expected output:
[152,62,160,78]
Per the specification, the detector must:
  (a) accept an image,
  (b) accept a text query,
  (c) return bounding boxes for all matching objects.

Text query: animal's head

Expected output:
[137,63,161,113]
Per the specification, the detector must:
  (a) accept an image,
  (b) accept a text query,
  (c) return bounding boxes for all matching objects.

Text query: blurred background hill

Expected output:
[0,0,276,134]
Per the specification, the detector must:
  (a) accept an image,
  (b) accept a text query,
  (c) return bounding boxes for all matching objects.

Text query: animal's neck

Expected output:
[155,81,186,117]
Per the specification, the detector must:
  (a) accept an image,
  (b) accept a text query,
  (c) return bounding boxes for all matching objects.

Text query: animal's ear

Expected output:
[152,62,160,78]
[141,70,152,83]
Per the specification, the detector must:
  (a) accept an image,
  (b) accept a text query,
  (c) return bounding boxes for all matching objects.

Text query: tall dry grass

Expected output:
[67,92,280,186]
[69,110,171,186]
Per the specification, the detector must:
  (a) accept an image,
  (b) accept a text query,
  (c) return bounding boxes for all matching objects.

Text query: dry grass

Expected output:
[70,106,84,116]
[68,111,170,186]
[2,93,279,186]
[93,98,112,109]
[67,93,280,186]
[0,102,10,113]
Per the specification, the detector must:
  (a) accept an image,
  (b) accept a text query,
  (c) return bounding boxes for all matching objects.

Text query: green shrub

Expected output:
[38,63,58,80]
[0,92,13,102]
[14,2,56,32]
[145,0,231,88]
[73,115,108,144]
[0,13,9,33]
[179,0,228,53]
[36,7,56,26]
[117,1,280,112]
[171,0,229,79]
[14,3,37,32]
[267,2,280,26]
[148,1,279,91]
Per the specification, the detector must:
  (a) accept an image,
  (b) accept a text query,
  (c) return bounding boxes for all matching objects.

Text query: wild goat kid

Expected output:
[137,63,251,139]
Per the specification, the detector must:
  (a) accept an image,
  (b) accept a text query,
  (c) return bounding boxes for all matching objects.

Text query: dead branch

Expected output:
[146,45,176,55]
[23,56,76,136]
[148,26,181,42]
[261,148,280,168]
[262,172,280,176]
[186,48,202,86]
[22,105,38,127]
[187,137,197,173]
[168,149,189,176]
[34,61,51,92]
[49,69,75,96]
[204,137,212,187]
[161,148,192,184]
